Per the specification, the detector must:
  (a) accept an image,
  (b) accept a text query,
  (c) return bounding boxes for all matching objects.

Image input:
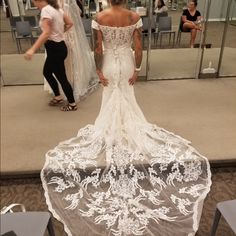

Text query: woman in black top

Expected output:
[180,0,202,47]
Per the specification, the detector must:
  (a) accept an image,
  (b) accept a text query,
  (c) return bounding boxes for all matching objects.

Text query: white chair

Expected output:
[1,212,56,236]
[210,199,236,236]
[0,204,55,236]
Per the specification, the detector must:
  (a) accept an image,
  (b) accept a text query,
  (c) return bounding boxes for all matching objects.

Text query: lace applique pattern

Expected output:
[100,26,136,48]
[43,125,211,236]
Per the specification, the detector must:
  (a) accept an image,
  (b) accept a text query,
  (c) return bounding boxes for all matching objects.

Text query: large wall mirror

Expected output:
[1,0,236,86]
[1,0,44,85]
[198,0,236,78]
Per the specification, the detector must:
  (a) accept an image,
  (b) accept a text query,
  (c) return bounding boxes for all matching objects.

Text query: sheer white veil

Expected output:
[63,0,98,102]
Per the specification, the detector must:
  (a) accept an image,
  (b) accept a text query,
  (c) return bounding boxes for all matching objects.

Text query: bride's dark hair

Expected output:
[110,0,126,6]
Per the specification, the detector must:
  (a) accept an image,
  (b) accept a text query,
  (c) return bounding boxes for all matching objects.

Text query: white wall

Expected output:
[198,0,236,21]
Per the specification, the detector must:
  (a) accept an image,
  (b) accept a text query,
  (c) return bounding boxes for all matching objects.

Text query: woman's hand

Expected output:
[129,71,138,85]
[97,70,109,86]
[24,48,34,60]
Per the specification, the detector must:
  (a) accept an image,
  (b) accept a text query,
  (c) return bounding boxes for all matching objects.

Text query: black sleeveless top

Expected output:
[183,9,201,21]
[180,9,201,31]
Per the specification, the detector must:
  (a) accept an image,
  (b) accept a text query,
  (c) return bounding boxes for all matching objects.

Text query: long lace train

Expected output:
[41,84,211,236]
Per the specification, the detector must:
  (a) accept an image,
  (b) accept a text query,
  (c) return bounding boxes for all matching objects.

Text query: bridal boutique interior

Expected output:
[1,0,236,235]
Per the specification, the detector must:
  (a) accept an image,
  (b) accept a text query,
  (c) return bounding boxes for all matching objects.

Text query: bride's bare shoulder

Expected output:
[94,9,112,24]
[128,10,140,19]
[126,10,141,24]
[94,8,140,26]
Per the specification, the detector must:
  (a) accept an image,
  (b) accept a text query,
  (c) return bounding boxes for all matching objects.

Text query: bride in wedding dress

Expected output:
[44,0,98,102]
[41,0,211,235]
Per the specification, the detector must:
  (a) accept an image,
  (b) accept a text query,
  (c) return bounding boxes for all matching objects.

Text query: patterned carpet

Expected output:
[1,167,235,236]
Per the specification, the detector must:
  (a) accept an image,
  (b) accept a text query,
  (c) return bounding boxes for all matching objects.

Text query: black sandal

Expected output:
[61,104,77,112]
[49,98,64,106]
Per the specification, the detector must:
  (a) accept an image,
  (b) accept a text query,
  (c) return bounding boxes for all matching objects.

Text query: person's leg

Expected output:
[46,41,76,111]
[51,42,76,108]
[53,64,77,111]
[52,60,75,104]
[43,57,63,103]
[190,28,197,47]
[182,22,198,47]
[182,22,195,31]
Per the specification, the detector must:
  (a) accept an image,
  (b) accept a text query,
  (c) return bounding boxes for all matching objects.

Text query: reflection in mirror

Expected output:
[1,0,98,90]
[148,0,205,80]
[200,0,227,77]
[199,0,236,77]
[1,0,236,85]
[147,0,236,79]
[1,1,43,85]
[219,0,236,76]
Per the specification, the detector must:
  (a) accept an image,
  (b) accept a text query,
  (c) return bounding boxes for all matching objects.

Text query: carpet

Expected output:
[1,167,235,236]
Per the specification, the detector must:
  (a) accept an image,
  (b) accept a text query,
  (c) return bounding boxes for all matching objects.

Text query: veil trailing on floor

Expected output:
[44,0,98,102]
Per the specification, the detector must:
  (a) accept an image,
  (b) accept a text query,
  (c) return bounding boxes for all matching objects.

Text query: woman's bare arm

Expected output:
[93,28,103,72]
[24,18,51,60]
[93,26,108,86]
[129,22,142,85]
[182,15,194,24]
[133,26,142,69]
[64,14,73,32]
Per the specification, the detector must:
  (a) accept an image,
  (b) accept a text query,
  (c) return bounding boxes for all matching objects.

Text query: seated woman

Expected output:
[154,0,168,14]
[180,0,202,47]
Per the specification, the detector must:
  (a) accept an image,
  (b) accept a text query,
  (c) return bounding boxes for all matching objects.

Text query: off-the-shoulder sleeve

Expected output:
[91,20,100,30]
[135,18,143,29]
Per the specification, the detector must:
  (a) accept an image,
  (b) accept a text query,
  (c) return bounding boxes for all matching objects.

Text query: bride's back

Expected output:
[96,6,140,27]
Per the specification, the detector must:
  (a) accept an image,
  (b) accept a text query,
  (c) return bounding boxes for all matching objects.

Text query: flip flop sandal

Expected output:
[49,98,64,106]
[61,104,77,111]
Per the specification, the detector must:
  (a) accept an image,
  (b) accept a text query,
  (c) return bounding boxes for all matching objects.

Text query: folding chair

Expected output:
[82,18,93,48]
[176,16,191,46]
[210,199,236,236]
[142,15,156,48]
[15,21,34,53]
[23,16,39,30]
[1,212,56,236]
[0,204,55,236]
[155,11,168,25]
[155,16,175,48]
[9,16,22,40]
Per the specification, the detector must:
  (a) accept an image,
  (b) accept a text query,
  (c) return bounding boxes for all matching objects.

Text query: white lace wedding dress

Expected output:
[41,19,211,236]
